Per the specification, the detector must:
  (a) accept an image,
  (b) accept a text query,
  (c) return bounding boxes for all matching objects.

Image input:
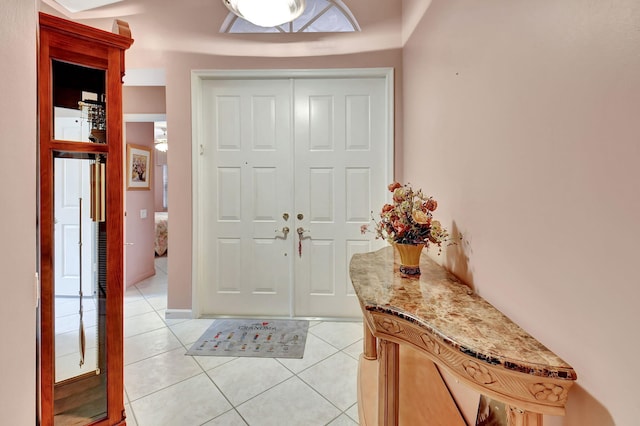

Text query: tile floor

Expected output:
[123,256,364,426]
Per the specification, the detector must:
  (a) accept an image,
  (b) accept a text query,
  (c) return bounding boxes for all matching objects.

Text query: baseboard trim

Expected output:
[126,269,155,287]
[165,309,193,320]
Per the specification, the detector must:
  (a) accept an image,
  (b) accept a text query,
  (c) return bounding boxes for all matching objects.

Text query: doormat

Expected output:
[185,319,309,359]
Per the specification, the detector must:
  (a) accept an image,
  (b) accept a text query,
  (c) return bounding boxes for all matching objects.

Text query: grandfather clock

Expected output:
[38,13,133,425]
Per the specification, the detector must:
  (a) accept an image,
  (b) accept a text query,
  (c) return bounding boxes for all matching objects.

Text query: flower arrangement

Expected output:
[361,182,453,253]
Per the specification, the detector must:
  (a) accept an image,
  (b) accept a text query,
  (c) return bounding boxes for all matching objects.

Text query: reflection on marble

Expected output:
[349,247,577,380]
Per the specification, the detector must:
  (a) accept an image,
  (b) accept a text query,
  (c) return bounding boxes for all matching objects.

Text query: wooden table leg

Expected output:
[378,339,399,426]
[507,406,543,426]
[364,321,377,360]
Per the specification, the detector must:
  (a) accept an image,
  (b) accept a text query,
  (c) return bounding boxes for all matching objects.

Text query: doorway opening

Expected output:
[191,68,394,319]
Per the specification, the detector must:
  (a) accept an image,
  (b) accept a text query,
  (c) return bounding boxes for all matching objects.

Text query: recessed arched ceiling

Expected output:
[39,0,416,67]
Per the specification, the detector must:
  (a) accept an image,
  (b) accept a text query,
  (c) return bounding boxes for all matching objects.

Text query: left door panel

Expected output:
[198,79,294,317]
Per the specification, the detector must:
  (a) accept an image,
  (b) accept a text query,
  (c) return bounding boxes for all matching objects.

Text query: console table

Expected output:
[349,247,577,426]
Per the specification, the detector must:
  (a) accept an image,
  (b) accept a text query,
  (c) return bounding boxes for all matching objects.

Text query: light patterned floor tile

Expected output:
[135,276,168,297]
[154,255,168,273]
[131,373,231,426]
[124,404,138,426]
[144,294,168,311]
[298,352,358,410]
[169,318,215,346]
[202,409,248,425]
[343,339,363,360]
[125,347,202,400]
[55,350,99,382]
[55,311,98,334]
[346,403,359,423]
[206,357,293,406]
[156,309,190,327]
[56,325,97,357]
[192,354,237,371]
[236,377,340,426]
[124,311,166,338]
[124,299,156,318]
[328,413,359,425]
[55,296,96,317]
[308,321,363,350]
[124,327,182,365]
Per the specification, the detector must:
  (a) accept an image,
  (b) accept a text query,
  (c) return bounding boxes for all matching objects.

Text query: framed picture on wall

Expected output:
[126,144,152,190]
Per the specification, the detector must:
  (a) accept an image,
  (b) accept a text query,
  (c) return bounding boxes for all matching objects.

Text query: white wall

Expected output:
[402,1,640,425]
[0,0,37,423]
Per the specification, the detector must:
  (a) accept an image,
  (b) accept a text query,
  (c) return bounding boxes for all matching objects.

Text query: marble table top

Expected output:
[349,246,577,380]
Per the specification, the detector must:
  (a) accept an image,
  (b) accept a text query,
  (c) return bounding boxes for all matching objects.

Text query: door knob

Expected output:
[275,227,290,239]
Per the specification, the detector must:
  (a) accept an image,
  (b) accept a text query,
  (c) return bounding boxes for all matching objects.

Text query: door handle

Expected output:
[275,227,290,239]
[296,227,310,258]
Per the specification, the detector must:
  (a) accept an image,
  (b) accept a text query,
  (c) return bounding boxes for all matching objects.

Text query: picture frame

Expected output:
[126,144,152,190]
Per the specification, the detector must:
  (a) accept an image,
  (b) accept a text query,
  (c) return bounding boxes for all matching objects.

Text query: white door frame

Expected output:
[191,68,394,318]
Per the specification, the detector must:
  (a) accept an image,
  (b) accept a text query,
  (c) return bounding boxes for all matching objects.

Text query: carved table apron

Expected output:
[349,247,577,426]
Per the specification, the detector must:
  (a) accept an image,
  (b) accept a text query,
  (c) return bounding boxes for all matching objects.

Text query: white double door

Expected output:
[195,71,391,318]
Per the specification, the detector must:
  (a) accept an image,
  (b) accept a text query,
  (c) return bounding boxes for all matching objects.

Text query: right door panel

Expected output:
[293,78,389,317]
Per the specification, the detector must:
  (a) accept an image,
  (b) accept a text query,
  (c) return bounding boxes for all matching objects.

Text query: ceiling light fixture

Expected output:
[223,0,306,28]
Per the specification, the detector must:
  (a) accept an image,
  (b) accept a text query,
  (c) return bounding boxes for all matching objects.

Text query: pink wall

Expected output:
[0,0,37,422]
[123,86,166,114]
[402,1,640,425]
[164,50,403,310]
[125,122,157,286]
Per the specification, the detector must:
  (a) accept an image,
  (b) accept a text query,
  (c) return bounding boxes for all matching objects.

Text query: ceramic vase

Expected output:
[394,243,424,275]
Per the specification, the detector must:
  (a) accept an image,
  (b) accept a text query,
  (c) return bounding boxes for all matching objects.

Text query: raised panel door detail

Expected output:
[251,239,280,294]
[217,167,242,221]
[216,96,241,150]
[309,95,333,151]
[346,95,371,150]
[252,96,277,150]
[346,168,371,222]
[217,239,242,293]
[309,240,335,295]
[61,225,80,279]
[252,168,278,221]
[309,168,334,222]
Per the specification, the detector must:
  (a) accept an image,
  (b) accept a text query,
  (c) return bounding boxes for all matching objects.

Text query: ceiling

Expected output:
[40,0,413,70]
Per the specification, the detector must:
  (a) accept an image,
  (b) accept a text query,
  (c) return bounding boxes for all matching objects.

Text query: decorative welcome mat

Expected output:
[185,319,309,359]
